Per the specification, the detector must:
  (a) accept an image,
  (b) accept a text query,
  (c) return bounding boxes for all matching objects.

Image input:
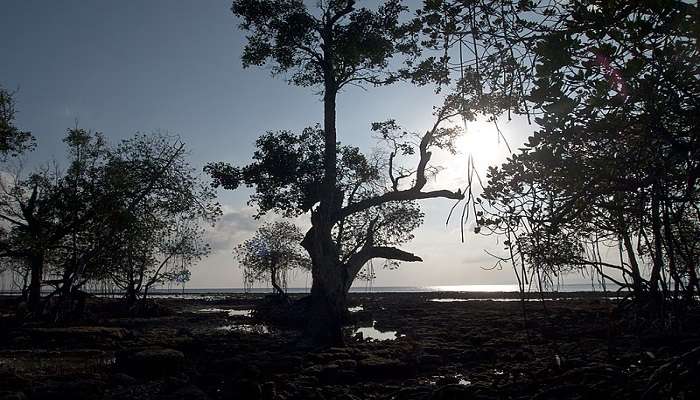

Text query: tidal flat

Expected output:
[0,292,698,399]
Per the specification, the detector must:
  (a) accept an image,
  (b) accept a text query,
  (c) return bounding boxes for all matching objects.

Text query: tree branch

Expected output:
[335,108,463,221]
[337,188,463,222]
[343,245,422,291]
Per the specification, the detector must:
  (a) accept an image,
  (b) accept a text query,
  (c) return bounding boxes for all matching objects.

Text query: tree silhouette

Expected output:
[0,86,34,159]
[208,0,465,345]
[0,130,219,316]
[479,0,699,306]
[235,220,309,297]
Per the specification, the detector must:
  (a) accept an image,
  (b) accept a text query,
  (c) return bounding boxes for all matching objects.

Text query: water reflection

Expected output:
[216,324,269,334]
[198,308,253,317]
[429,298,524,302]
[429,297,619,303]
[348,305,364,312]
[421,373,471,386]
[353,321,398,341]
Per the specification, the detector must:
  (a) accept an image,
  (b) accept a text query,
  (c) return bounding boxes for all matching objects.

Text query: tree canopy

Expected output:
[478,0,699,302]
[235,220,309,296]
[0,86,34,158]
[0,124,220,316]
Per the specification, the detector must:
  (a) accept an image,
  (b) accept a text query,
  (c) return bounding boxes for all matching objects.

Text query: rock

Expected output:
[392,387,433,400]
[431,385,471,400]
[0,392,26,400]
[357,356,414,380]
[431,384,498,400]
[118,348,185,378]
[110,372,137,386]
[287,386,326,400]
[459,348,496,364]
[15,302,28,320]
[30,379,105,400]
[336,359,357,369]
[0,369,29,391]
[261,381,276,400]
[24,326,130,347]
[231,379,262,400]
[161,385,210,400]
[318,364,358,385]
[418,354,443,367]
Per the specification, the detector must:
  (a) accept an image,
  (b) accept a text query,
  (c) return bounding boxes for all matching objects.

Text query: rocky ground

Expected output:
[0,292,699,400]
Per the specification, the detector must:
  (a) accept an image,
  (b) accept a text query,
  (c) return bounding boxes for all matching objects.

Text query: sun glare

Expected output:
[433,117,513,190]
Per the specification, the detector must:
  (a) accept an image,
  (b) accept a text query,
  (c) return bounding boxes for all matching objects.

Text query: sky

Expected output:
[0,0,570,289]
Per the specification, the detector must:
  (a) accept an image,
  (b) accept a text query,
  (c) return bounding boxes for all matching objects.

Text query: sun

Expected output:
[433,117,512,190]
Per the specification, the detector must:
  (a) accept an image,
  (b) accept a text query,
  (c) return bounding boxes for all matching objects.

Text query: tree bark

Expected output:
[27,250,44,314]
[125,283,138,308]
[622,231,644,295]
[303,30,347,345]
[270,265,285,297]
[649,182,664,294]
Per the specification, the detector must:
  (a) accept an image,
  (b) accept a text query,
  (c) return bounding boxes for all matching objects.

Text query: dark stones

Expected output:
[0,392,27,400]
[30,378,105,400]
[431,384,498,400]
[117,348,185,378]
[418,354,443,367]
[318,364,358,385]
[459,348,496,364]
[357,356,414,380]
[161,385,210,400]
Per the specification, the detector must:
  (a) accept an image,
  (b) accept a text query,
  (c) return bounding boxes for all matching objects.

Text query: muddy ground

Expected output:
[0,292,698,399]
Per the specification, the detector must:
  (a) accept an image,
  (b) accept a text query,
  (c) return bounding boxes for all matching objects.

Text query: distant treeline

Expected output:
[0,86,220,319]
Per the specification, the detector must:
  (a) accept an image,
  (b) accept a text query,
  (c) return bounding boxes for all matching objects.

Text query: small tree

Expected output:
[235,220,309,297]
[0,128,219,315]
[99,133,219,308]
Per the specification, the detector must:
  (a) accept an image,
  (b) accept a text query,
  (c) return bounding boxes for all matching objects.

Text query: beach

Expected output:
[1,292,698,399]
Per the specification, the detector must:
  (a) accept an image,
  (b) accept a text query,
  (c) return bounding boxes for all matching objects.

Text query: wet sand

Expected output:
[0,292,698,399]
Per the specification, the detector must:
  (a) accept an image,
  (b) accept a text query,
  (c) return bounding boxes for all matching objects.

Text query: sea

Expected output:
[147,283,619,295]
[0,283,622,298]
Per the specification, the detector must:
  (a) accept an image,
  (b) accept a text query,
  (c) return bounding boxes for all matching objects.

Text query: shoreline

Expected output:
[1,292,696,399]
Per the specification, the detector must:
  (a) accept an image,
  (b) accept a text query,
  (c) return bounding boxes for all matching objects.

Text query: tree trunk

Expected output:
[27,251,45,314]
[308,237,347,346]
[305,215,346,345]
[302,41,347,345]
[649,183,664,294]
[270,265,285,297]
[125,283,138,308]
[622,231,644,295]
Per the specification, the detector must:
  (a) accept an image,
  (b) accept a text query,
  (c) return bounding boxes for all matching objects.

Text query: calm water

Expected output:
[0,283,620,297]
[150,283,618,295]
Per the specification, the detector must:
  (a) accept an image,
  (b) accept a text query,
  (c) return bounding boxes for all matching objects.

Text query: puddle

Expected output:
[422,373,471,386]
[227,309,253,317]
[429,297,620,303]
[430,298,471,302]
[216,324,269,334]
[0,350,115,376]
[348,305,364,312]
[454,373,472,385]
[353,321,399,341]
[429,298,528,302]
[198,308,253,317]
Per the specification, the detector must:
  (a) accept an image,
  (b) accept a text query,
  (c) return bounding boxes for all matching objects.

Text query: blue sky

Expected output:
[1,0,546,288]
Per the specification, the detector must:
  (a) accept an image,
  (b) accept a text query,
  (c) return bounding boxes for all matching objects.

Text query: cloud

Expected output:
[461,252,495,266]
[205,206,259,252]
